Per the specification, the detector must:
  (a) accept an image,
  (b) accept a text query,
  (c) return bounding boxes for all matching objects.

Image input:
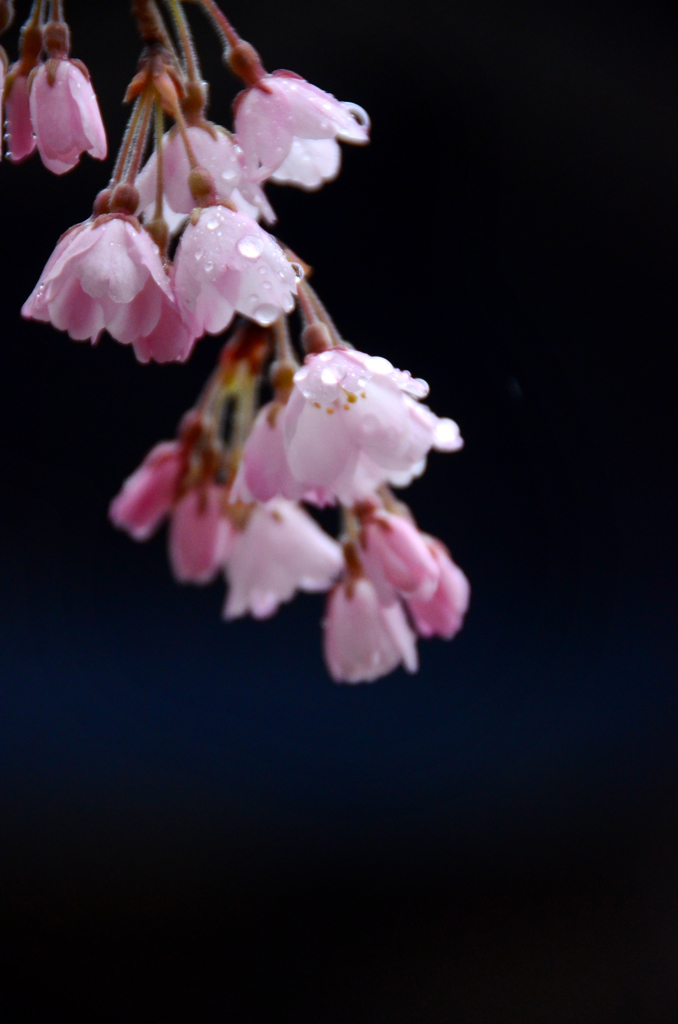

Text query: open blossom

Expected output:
[282,348,462,502]
[4,69,37,163]
[323,576,418,684]
[135,125,276,231]
[406,538,470,640]
[235,72,369,181]
[168,484,234,584]
[230,400,329,506]
[174,204,298,334]
[223,498,343,619]
[269,137,341,191]
[22,215,197,362]
[136,126,242,216]
[29,59,106,175]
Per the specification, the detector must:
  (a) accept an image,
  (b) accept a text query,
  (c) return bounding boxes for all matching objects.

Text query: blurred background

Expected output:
[2,0,678,1019]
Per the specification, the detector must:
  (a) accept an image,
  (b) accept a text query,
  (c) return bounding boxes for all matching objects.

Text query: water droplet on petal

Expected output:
[262,281,272,290]
[204,260,214,272]
[221,167,237,181]
[320,367,341,385]
[410,377,430,398]
[257,265,268,275]
[364,356,393,375]
[194,250,203,261]
[294,366,310,383]
[289,262,305,281]
[253,303,279,326]
[237,234,264,259]
[433,418,463,451]
[318,351,334,362]
[206,217,220,230]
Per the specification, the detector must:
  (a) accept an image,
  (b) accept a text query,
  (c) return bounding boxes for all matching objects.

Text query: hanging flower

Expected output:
[406,538,471,640]
[22,214,197,363]
[223,498,343,620]
[323,576,418,684]
[4,67,37,163]
[29,58,106,175]
[282,348,462,501]
[235,71,369,182]
[173,204,298,334]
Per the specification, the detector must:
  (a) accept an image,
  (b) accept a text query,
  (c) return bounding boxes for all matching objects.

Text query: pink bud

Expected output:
[361,512,441,602]
[109,441,183,542]
[406,539,470,640]
[168,485,234,585]
[29,59,106,175]
[5,69,37,163]
[231,401,307,503]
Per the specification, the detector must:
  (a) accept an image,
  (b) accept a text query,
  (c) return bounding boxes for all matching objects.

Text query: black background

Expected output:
[2,0,678,1020]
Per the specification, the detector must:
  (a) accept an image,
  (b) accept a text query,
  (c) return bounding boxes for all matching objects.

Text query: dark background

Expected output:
[2,0,678,1019]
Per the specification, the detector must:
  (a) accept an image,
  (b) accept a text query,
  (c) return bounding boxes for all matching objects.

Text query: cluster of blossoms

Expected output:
[3,0,469,682]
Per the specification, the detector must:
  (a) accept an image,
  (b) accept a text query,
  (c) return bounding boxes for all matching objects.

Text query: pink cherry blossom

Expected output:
[282,348,462,500]
[223,498,343,619]
[135,125,243,219]
[22,215,197,362]
[323,576,418,684]
[108,441,184,542]
[168,484,234,584]
[174,204,298,335]
[5,69,37,163]
[360,511,441,604]
[235,73,369,181]
[270,138,341,191]
[230,400,331,506]
[29,59,106,175]
[230,401,306,503]
[406,538,470,640]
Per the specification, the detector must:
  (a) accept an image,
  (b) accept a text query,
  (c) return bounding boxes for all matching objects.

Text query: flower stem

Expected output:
[125,92,154,184]
[163,0,200,82]
[190,0,239,51]
[153,96,165,221]
[172,100,199,169]
[110,95,145,186]
[298,281,343,347]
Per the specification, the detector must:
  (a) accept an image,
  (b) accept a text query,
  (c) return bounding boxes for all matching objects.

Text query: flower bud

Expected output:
[301,322,332,353]
[93,187,112,215]
[228,41,264,85]
[110,182,140,215]
[187,166,216,205]
[43,20,70,58]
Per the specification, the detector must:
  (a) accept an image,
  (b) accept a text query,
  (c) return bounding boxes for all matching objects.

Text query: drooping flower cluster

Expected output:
[3,0,469,683]
[110,314,469,683]
[13,0,368,363]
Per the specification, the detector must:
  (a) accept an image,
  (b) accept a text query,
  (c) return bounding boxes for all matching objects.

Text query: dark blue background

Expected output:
[2,0,678,1019]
